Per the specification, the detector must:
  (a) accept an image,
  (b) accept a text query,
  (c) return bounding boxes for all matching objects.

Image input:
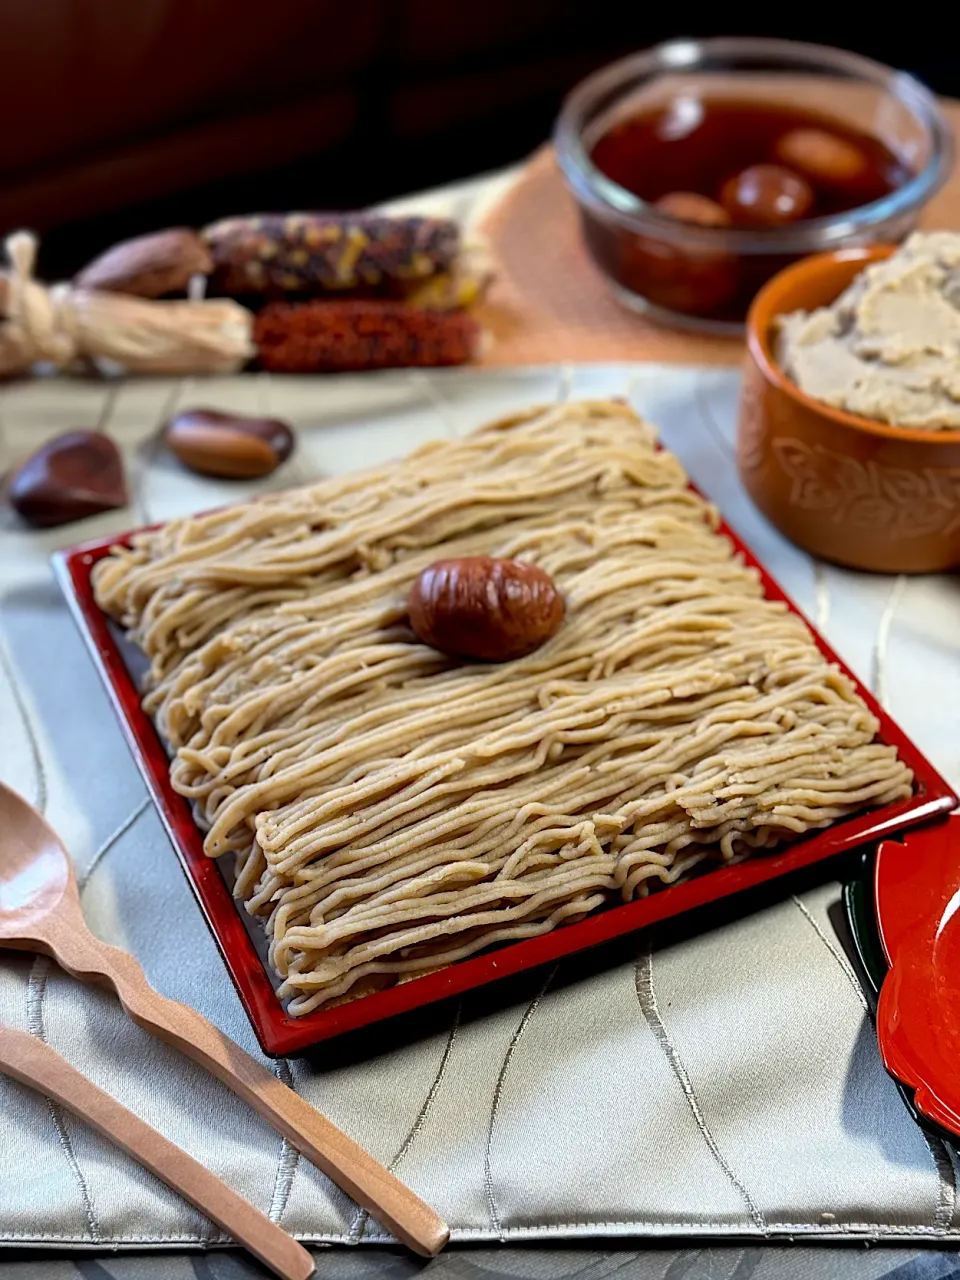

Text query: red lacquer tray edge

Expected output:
[875,818,960,1139]
[53,525,957,1056]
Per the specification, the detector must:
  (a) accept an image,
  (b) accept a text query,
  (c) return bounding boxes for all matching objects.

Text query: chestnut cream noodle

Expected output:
[93,400,912,1013]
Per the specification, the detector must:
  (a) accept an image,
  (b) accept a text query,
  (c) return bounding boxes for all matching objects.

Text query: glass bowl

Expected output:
[554,37,953,335]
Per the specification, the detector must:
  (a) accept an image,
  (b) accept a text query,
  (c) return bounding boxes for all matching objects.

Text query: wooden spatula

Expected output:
[0,781,449,1256]
[0,1026,315,1280]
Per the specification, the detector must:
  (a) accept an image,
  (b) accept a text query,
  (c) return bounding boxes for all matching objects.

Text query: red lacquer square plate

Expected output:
[53,524,957,1056]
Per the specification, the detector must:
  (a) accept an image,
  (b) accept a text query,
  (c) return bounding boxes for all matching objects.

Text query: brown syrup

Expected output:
[583,97,911,323]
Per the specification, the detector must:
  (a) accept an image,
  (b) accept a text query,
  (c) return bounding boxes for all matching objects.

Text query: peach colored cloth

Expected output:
[476,102,960,368]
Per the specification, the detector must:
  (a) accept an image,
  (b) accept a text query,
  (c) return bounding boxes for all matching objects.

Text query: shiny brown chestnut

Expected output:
[408,556,565,662]
[6,431,128,528]
[720,164,815,228]
[163,409,295,479]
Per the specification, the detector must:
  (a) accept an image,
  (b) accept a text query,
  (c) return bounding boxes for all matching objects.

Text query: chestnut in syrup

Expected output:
[585,96,908,323]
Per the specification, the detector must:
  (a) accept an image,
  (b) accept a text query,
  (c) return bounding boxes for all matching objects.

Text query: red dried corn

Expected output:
[204,213,460,297]
[253,300,483,373]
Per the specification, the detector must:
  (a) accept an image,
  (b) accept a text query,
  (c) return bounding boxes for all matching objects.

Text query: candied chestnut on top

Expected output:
[408,556,564,662]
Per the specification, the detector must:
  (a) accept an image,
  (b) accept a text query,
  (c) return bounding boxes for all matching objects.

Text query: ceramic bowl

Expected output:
[738,245,960,573]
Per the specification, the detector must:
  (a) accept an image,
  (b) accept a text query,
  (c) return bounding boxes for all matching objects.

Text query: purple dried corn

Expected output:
[203,213,460,297]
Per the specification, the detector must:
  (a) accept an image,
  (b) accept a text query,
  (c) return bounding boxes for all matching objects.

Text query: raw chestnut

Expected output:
[408,556,564,662]
[163,408,295,479]
[720,164,814,227]
[773,128,868,187]
[6,431,128,528]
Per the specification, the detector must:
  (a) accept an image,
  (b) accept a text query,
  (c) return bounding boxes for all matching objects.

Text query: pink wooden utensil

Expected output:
[0,781,449,1257]
[0,1027,315,1280]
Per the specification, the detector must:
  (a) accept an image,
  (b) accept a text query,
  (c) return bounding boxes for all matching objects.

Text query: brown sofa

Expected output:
[1,3,948,273]
[3,0,625,270]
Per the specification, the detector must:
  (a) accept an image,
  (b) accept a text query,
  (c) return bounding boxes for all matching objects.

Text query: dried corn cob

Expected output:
[402,238,494,310]
[204,213,460,297]
[254,300,483,373]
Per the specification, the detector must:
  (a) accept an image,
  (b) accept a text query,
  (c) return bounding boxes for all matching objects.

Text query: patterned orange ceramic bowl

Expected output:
[738,245,960,573]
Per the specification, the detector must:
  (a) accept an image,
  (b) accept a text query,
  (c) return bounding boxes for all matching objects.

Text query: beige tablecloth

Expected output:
[0,363,958,1249]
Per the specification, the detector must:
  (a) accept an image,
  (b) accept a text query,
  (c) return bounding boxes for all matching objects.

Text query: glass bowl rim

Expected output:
[554,35,954,255]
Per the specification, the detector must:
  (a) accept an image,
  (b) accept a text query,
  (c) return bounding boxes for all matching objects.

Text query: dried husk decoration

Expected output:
[0,232,254,377]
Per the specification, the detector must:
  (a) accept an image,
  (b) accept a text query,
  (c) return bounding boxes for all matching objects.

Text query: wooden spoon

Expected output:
[0,1027,315,1280]
[0,782,449,1257]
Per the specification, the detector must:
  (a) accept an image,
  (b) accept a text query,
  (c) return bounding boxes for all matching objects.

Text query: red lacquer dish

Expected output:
[54,526,957,1056]
[875,815,960,1139]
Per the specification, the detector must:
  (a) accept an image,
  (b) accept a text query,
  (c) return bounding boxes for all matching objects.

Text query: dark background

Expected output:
[2,1,956,277]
